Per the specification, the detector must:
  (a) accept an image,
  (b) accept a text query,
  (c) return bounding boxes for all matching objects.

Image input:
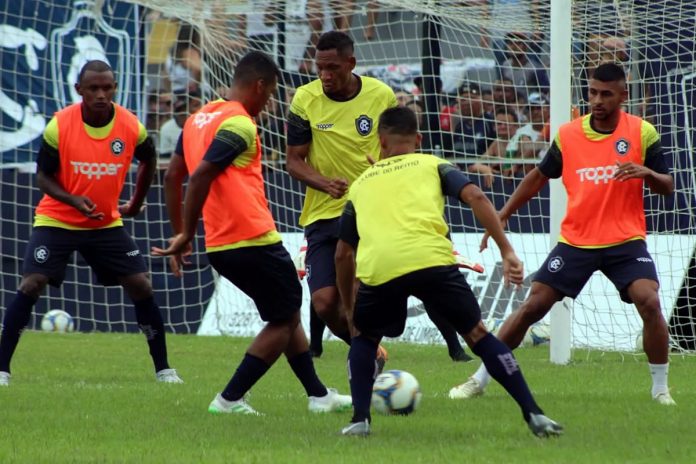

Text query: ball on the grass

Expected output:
[41,309,75,333]
[372,369,422,415]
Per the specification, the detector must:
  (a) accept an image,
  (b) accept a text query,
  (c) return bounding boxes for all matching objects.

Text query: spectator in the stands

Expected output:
[158,88,203,158]
[505,92,549,176]
[445,82,496,160]
[499,32,549,99]
[167,24,202,93]
[468,108,518,188]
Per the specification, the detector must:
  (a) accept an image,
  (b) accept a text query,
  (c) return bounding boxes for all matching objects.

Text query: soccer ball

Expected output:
[528,322,551,346]
[371,369,422,415]
[40,310,75,333]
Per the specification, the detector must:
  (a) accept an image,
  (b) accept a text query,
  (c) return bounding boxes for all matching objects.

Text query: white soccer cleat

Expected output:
[527,413,564,438]
[208,393,261,415]
[0,371,10,387]
[341,419,370,436]
[308,387,353,413]
[654,391,676,406]
[155,368,184,384]
[448,376,484,399]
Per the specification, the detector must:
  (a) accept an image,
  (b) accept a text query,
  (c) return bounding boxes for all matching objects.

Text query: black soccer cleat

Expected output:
[527,413,564,438]
[450,348,474,363]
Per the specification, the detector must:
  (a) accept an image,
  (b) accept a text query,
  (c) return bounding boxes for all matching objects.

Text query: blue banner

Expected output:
[1,0,144,163]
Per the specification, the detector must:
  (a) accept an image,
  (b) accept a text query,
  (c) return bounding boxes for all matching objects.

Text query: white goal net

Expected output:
[1,0,695,352]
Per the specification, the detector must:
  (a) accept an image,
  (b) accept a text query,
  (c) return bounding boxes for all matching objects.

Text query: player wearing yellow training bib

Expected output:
[335,106,562,438]
[286,30,397,355]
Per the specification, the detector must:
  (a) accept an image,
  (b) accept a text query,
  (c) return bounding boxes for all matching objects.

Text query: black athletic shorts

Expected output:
[304,218,340,294]
[207,243,302,322]
[353,265,481,338]
[533,240,659,303]
[22,226,148,287]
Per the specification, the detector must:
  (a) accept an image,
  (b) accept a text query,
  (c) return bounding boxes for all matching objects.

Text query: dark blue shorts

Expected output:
[353,265,481,338]
[304,218,340,294]
[22,226,147,287]
[207,243,302,322]
[533,240,659,303]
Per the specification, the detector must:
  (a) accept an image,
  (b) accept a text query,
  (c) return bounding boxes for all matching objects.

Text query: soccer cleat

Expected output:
[450,349,474,363]
[156,368,184,384]
[376,345,389,374]
[341,419,370,436]
[654,391,676,406]
[208,393,261,415]
[448,376,484,399]
[0,371,10,387]
[308,387,353,413]
[527,413,564,438]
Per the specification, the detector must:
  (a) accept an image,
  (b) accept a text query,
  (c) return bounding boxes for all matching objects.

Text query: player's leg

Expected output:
[308,302,326,357]
[0,227,74,384]
[424,304,472,362]
[342,278,407,436]
[604,240,673,404]
[415,266,562,437]
[452,244,595,398]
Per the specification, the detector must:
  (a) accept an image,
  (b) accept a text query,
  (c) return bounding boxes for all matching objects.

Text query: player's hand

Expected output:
[118,200,146,217]
[501,250,524,288]
[326,177,349,199]
[151,234,193,278]
[614,161,648,181]
[480,217,507,252]
[69,195,104,220]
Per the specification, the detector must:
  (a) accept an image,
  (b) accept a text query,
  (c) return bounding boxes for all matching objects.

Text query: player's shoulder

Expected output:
[295,79,325,100]
[359,76,395,97]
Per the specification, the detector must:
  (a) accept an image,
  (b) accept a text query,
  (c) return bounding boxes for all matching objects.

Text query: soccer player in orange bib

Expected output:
[450,63,676,405]
[153,51,351,415]
[0,60,182,387]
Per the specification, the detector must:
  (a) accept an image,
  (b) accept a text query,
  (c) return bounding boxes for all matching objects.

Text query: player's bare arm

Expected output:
[335,239,358,336]
[286,143,348,198]
[460,183,523,287]
[159,152,192,277]
[480,166,549,252]
[119,146,157,217]
[614,161,674,195]
[36,170,104,220]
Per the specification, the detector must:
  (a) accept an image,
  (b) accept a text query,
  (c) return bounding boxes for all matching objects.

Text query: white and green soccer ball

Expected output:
[372,369,422,415]
[40,309,75,333]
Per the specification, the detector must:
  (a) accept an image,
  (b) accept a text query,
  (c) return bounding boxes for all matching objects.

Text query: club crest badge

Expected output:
[355,114,373,136]
[615,138,630,156]
[110,138,125,156]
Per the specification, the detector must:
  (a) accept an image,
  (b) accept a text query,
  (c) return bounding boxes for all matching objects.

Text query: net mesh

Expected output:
[1,0,695,351]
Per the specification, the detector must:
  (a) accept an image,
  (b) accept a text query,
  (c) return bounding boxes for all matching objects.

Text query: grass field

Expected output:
[0,332,694,464]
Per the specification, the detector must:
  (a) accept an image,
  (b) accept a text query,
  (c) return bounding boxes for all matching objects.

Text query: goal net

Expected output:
[2,0,695,352]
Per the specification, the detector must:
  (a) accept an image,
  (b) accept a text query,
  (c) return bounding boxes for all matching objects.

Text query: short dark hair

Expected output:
[316,30,354,55]
[495,107,518,122]
[592,63,626,82]
[378,107,418,136]
[233,51,280,85]
[78,60,113,83]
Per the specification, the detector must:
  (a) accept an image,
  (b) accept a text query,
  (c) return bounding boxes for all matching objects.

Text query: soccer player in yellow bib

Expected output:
[335,106,563,437]
[287,31,471,364]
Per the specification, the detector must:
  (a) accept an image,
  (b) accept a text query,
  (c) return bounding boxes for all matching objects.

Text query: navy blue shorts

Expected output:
[207,243,302,322]
[23,226,148,287]
[304,218,340,294]
[353,265,481,338]
[533,240,659,303]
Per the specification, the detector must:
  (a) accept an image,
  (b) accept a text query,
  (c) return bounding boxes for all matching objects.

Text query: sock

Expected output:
[133,297,169,372]
[0,291,37,373]
[288,351,328,397]
[309,304,325,354]
[348,335,378,423]
[222,353,270,401]
[649,363,669,397]
[472,333,542,421]
[472,362,492,389]
[335,330,352,346]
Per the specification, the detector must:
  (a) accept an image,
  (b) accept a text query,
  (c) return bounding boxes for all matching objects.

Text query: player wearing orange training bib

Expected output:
[450,63,676,406]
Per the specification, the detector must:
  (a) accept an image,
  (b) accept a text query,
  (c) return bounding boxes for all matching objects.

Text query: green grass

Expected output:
[0,332,694,464]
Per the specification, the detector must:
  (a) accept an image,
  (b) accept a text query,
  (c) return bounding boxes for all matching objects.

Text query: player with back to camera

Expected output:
[153,51,351,415]
[335,106,563,437]
[286,30,473,367]
[0,60,182,387]
[450,63,676,406]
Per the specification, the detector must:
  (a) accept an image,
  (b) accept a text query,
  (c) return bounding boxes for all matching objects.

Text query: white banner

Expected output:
[197,233,695,351]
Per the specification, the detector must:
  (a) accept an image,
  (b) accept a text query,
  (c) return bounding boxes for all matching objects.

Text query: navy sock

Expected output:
[133,297,169,372]
[348,335,378,423]
[0,291,37,373]
[335,330,352,345]
[309,304,325,354]
[287,351,327,397]
[222,353,270,401]
[472,333,543,421]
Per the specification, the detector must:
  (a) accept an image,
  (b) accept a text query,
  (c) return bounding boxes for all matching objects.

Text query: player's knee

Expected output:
[121,274,153,301]
[635,293,663,324]
[18,274,48,299]
[311,291,338,320]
